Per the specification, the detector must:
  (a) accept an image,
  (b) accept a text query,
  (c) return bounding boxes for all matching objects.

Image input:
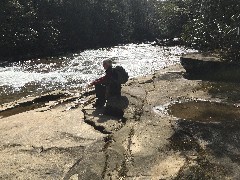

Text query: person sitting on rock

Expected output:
[88,59,121,109]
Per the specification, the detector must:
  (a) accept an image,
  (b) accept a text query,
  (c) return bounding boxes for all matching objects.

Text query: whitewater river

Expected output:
[0,43,196,104]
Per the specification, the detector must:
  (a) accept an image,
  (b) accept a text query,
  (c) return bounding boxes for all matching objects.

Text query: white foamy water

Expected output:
[0,43,197,103]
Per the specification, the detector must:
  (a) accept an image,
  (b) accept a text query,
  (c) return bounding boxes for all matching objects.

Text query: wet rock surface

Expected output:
[1,64,240,179]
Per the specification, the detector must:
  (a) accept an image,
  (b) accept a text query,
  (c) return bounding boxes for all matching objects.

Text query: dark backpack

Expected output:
[113,66,129,84]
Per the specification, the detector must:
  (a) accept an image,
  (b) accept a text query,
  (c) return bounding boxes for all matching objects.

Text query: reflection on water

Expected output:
[0,43,196,104]
[168,101,240,122]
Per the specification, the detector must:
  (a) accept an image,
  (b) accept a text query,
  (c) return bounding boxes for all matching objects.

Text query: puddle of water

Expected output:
[168,101,240,122]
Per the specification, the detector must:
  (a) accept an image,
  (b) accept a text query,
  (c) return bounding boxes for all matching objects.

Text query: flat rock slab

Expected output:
[0,94,105,179]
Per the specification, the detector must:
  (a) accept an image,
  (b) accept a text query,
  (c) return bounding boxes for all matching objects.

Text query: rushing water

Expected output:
[0,43,197,104]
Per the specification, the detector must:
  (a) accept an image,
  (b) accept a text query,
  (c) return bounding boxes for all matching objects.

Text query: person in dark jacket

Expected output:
[88,59,121,108]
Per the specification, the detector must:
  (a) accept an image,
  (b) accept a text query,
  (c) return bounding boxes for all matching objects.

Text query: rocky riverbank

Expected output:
[1,64,240,179]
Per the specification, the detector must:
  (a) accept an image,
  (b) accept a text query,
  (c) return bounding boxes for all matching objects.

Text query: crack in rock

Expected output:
[20,145,85,156]
[84,118,112,134]
[0,143,22,151]
[101,135,115,179]
[63,157,84,180]
[82,109,112,135]
[126,127,135,163]
[118,127,135,179]
[0,93,68,118]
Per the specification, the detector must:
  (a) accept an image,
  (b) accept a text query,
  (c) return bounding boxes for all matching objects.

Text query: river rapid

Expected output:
[0,43,196,105]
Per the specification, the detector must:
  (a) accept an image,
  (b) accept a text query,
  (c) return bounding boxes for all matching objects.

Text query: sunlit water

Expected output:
[0,43,197,104]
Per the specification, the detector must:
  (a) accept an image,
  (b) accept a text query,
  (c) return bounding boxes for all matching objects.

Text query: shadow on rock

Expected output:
[83,96,129,134]
[172,119,240,179]
[194,81,240,103]
[183,70,240,83]
[107,96,129,110]
[168,101,240,179]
